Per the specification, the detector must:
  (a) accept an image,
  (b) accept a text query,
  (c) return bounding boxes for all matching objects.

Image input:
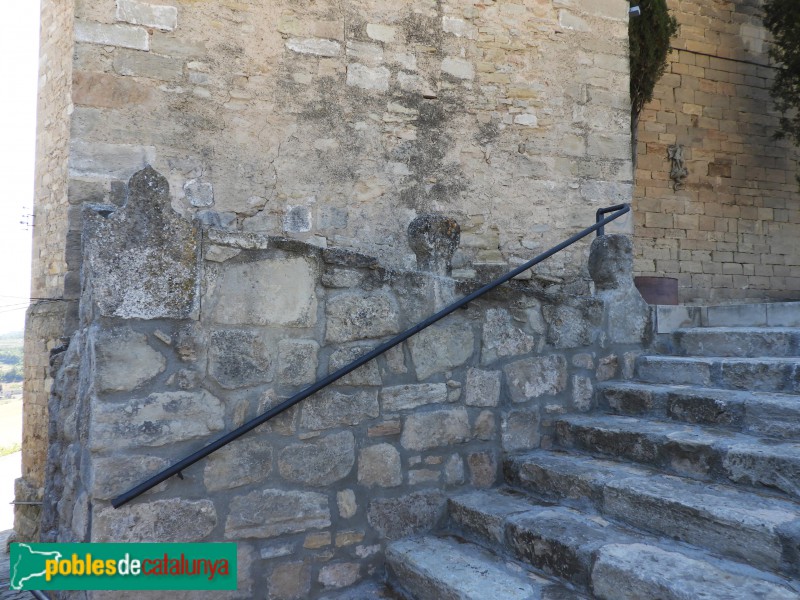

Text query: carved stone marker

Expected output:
[407,214,461,276]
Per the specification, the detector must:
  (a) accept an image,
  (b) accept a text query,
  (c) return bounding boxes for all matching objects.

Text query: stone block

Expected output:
[75,20,149,50]
[358,443,402,487]
[337,490,357,519]
[225,489,330,538]
[116,0,178,31]
[113,48,184,80]
[203,436,273,492]
[91,390,225,451]
[286,38,341,57]
[441,57,475,80]
[300,388,379,430]
[268,561,311,600]
[205,256,318,327]
[69,140,156,180]
[380,383,448,412]
[94,327,166,393]
[401,408,470,451]
[319,563,361,589]
[474,411,497,441]
[544,305,593,348]
[467,451,497,488]
[572,375,594,411]
[91,455,169,499]
[283,206,312,233]
[502,409,541,451]
[72,71,152,109]
[481,308,535,364]
[367,491,446,539]
[325,292,399,343]
[408,320,475,381]
[366,24,397,43]
[93,499,216,542]
[208,329,275,389]
[346,63,390,91]
[503,355,568,403]
[444,454,465,484]
[278,431,355,486]
[278,339,320,386]
[346,41,384,66]
[184,179,214,207]
[328,344,381,386]
[464,368,501,407]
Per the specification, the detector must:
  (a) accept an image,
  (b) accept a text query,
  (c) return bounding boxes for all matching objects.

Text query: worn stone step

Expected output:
[448,489,800,599]
[320,580,403,599]
[385,535,585,600]
[553,414,800,499]
[705,302,800,328]
[597,381,800,438]
[504,450,800,576]
[674,327,800,357]
[635,355,800,392]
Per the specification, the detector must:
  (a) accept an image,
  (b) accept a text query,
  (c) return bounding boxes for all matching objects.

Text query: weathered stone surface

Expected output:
[91,390,225,451]
[441,57,475,80]
[75,20,149,50]
[502,409,541,451]
[204,436,273,492]
[225,489,330,539]
[93,499,216,542]
[278,431,355,486]
[589,234,635,291]
[444,454,465,484]
[326,292,399,344]
[408,320,475,381]
[300,389,379,430]
[319,563,361,589]
[474,410,497,441]
[72,71,151,108]
[91,455,169,499]
[401,408,470,451]
[407,214,461,275]
[481,309,535,364]
[367,491,446,539]
[205,256,318,327]
[597,354,618,381]
[184,178,214,207]
[116,0,178,31]
[464,368,502,407]
[113,49,183,81]
[208,329,275,389]
[347,64,390,91]
[504,355,568,403]
[338,490,357,519]
[544,305,594,349]
[468,452,497,488]
[358,443,402,488]
[591,543,799,600]
[83,167,199,319]
[287,37,341,57]
[380,383,448,412]
[572,375,594,411]
[278,339,320,386]
[268,561,312,600]
[94,327,165,393]
[328,344,381,386]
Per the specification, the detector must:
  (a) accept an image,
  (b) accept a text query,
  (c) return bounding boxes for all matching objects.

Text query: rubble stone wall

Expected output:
[41,167,649,599]
[633,0,800,303]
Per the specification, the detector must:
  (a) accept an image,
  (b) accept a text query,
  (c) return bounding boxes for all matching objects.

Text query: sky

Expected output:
[0,3,39,334]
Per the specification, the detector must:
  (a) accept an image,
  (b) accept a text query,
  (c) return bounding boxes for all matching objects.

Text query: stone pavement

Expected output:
[0,530,28,600]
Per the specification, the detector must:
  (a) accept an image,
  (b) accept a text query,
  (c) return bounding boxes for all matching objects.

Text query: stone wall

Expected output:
[16,0,77,542]
[633,0,800,303]
[41,167,649,598]
[67,0,633,279]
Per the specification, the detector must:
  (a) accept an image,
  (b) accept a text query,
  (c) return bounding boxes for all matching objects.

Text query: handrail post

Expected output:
[595,203,628,237]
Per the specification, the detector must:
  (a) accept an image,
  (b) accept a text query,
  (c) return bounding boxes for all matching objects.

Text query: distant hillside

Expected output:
[0,332,23,382]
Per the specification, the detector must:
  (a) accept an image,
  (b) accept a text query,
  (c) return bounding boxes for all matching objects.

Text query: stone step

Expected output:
[448,489,800,599]
[385,535,585,600]
[635,355,800,392]
[596,381,800,439]
[320,580,402,599]
[706,302,800,328]
[673,327,800,357]
[504,450,800,576]
[553,413,800,499]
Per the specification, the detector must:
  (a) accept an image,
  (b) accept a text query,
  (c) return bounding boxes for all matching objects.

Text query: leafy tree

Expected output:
[629,0,679,156]
[763,0,800,147]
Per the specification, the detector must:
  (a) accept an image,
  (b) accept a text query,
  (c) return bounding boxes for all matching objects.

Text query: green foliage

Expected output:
[763,0,800,146]
[629,0,679,123]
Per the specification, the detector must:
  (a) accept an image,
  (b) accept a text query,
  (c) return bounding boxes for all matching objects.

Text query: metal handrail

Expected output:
[112,203,631,508]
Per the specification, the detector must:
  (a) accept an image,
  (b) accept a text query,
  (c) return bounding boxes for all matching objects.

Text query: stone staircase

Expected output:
[379,304,800,599]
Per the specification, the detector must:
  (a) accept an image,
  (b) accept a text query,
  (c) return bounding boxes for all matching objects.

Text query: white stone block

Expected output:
[286,37,341,57]
[75,20,150,51]
[366,23,397,43]
[117,0,178,31]
[347,63,390,91]
[441,57,474,80]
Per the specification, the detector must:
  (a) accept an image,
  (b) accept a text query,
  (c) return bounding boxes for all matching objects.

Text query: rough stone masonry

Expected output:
[39,165,649,599]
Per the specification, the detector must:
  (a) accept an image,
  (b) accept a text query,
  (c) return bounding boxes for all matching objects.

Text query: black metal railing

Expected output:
[112,203,630,508]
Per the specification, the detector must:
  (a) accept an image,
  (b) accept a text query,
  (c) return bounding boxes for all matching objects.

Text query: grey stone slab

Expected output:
[674,327,800,357]
[401,407,470,451]
[448,489,542,546]
[93,499,216,542]
[278,431,354,486]
[504,354,568,403]
[706,303,768,327]
[203,436,273,492]
[326,292,400,343]
[380,383,448,412]
[386,536,544,600]
[300,388,379,430]
[367,491,446,539]
[655,305,702,334]
[408,319,475,381]
[768,302,800,327]
[94,327,166,393]
[635,356,713,386]
[592,543,800,600]
[225,489,330,539]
